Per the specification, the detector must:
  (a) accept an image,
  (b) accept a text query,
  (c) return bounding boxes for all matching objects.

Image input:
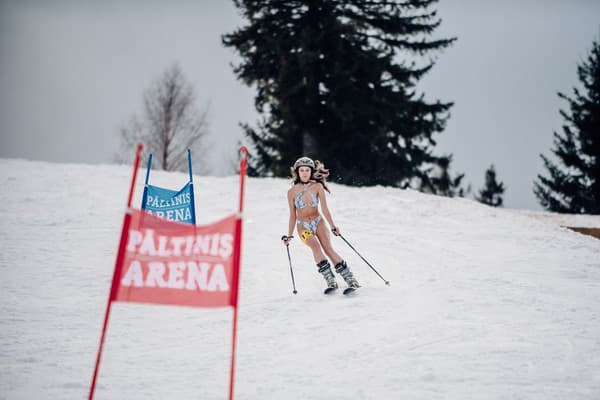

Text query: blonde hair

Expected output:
[290,159,331,193]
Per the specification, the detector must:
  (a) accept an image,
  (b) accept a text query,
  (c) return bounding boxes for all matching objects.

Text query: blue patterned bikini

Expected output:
[294,188,321,236]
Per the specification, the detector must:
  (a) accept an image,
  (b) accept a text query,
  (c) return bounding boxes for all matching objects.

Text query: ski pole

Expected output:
[338,233,390,286]
[282,236,298,294]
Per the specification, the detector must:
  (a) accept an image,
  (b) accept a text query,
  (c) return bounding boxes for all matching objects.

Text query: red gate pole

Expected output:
[88,143,143,400]
[229,146,248,400]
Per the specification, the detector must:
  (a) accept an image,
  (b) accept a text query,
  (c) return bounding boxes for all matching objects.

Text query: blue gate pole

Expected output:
[187,149,197,224]
[141,154,152,210]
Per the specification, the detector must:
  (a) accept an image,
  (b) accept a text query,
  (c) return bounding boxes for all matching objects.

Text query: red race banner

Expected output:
[112,209,240,308]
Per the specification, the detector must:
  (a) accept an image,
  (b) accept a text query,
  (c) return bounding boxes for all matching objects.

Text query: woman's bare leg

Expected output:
[315,220,343,265]
[298,227,327,263]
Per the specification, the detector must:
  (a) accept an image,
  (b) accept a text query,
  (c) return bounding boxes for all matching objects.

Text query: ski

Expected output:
[343,287,358,295]
[324,287,338,294]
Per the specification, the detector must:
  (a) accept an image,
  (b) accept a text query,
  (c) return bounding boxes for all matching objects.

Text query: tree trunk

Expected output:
[302,129,317,156]
[303,0,321,158]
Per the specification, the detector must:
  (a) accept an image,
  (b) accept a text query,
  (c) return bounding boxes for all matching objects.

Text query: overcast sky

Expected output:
[1,0,599,210]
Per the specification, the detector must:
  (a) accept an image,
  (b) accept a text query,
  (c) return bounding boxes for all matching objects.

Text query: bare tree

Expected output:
[116,64,210,173]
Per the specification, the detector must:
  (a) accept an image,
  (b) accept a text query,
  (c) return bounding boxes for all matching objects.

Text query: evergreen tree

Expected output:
[420,155,468,197]
[476,164,505,207]
[534,39,600,214]
[223,0,455,186]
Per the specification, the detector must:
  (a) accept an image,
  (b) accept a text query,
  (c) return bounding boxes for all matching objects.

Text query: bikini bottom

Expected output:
[297,215,322,242]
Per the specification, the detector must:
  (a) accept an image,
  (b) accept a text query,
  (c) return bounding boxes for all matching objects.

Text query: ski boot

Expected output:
[334,261,360,295]
[317,259,338,294]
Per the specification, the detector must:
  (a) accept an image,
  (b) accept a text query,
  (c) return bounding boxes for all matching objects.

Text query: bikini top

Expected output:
[294,188,319,209]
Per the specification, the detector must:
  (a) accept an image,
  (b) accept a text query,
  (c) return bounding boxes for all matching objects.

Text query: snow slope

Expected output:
[1,158,599,400]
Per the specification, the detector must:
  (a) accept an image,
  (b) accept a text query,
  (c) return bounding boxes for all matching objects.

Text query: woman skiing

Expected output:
[282,156,360,293]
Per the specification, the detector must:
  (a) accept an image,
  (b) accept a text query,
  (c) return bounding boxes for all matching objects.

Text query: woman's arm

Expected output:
[286,190,297,237]
[318,185,339,234]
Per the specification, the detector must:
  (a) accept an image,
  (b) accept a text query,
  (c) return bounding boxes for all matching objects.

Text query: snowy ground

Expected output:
[1,158,599,400]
